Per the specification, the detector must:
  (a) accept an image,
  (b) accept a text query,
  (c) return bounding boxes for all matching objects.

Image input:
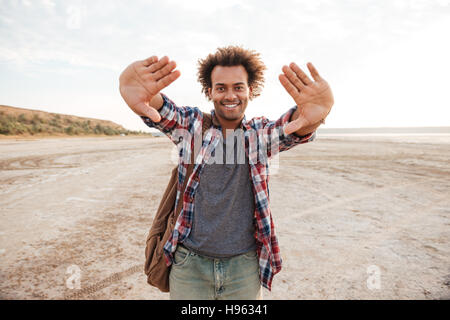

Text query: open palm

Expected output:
[279,62,334,134]
[119,56,180,122]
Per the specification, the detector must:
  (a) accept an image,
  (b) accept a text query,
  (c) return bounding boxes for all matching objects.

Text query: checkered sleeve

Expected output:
[258,106,316,159]
[140,93,201,145]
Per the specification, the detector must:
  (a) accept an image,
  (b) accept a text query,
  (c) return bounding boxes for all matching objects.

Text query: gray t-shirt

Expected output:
[183,135,256,258]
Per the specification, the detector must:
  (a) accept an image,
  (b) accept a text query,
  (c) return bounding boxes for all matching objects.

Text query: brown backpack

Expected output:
[144,113,212,292]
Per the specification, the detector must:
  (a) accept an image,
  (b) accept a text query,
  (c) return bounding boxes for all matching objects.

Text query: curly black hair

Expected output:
[197,45,266,100]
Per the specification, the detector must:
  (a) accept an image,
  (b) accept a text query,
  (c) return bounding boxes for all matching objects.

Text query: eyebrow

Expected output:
[214,82,246,86]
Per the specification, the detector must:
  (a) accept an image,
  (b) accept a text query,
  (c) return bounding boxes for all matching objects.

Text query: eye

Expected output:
[235,86,244,91]
[216,87,224,92]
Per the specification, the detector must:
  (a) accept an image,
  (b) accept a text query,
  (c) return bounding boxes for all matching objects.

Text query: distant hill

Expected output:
[0,105,150,137]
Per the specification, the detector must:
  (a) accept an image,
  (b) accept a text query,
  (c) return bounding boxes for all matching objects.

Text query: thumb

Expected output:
[134,102,161,123]
[284,116,309,135]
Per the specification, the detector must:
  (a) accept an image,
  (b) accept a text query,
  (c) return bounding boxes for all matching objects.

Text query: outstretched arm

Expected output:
[279,62,334,136]
[119,56,180,122]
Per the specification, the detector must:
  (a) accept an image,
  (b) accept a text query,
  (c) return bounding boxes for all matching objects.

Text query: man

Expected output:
[119,46,334,299]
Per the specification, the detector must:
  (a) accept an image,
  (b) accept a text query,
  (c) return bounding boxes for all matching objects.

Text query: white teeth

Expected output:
[223,103,238,108]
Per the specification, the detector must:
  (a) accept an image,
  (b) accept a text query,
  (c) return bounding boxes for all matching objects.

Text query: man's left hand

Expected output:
[279,62,334,135]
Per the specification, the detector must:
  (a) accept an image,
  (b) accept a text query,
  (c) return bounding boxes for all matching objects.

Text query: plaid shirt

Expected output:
[141,94,315,290]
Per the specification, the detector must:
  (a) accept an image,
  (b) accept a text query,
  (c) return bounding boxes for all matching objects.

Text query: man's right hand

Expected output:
[119,56,180,122]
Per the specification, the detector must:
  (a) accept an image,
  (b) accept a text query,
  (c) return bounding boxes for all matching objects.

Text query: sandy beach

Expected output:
[0,134,449,300]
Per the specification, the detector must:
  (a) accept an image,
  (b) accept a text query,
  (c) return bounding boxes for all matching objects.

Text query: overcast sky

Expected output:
[1,0,449,131]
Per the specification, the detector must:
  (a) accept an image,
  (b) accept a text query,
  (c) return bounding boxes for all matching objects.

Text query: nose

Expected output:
[224,89,237,101]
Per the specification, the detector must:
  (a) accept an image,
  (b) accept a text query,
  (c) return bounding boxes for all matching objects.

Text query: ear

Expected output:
[248,85,253,100]
[207,87,212,100]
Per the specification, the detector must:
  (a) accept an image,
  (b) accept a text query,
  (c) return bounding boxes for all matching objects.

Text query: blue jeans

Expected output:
[169,244,262,300]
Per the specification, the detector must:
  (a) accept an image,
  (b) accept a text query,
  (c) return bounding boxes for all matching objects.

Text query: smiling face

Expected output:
[208,65,252,130]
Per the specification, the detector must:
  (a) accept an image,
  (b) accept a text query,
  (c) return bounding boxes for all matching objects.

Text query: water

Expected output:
[317,133,450,144]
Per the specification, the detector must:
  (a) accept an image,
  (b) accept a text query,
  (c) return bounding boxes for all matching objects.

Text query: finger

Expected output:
[147,56,170,73]
[141,56,158,67]
[282,65,306,90]
[279,74,300,99]
[307,62,321,81]
[290,62,313,85]
[284,116,310,135]
[133,102,161,123]
[156,70,181,91]
[153,60,177,81]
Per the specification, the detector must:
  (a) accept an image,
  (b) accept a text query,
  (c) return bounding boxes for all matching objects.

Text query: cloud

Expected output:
[41,0,56,8]
[2,0,447,71]
[1,0,449,129]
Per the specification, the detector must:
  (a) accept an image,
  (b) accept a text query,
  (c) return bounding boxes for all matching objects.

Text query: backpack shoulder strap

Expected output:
[201,112,212,135]
[148,112,214,236]
[172,112,212,217]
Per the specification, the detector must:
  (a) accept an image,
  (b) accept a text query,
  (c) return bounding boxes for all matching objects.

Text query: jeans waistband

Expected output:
[178,243,256,260]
